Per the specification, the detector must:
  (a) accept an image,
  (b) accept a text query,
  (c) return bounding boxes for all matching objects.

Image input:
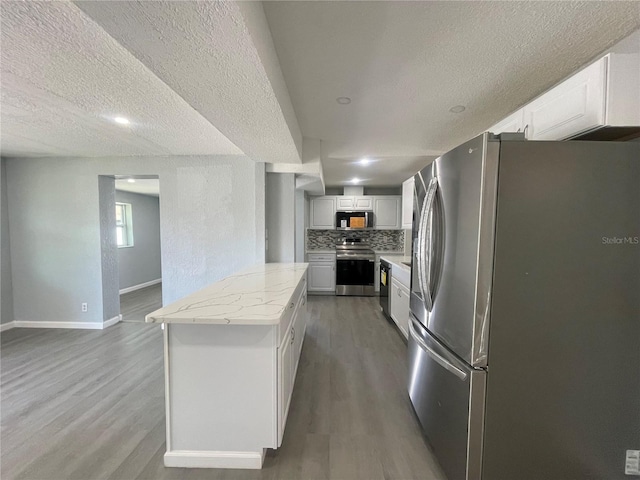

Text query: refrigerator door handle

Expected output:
[418,178,438,311]
[409,317,468,381]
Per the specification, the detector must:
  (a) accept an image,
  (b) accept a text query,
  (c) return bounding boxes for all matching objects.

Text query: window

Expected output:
[115,202,134,247]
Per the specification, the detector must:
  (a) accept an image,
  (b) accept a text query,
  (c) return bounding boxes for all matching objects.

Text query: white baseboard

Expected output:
[0,321,16,332]
[7,315,123,330]
[119,278,162,295]
[103,314,122,329]
[164,449,266,469]
[12,320,105,330]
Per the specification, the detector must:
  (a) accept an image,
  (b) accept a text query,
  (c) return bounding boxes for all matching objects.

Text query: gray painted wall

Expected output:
[265,173,295,263]
[115,189,162,290]
[294,189,305,262]
[1,159,14,324]
[98,176,119,322]
[5,155,265,326]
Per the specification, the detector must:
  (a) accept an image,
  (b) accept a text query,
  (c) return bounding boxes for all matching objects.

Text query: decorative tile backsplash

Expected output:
[307,229,405,251]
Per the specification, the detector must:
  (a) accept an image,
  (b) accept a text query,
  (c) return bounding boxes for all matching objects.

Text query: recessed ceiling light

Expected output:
[127,178,136,183]
[336,97,351,105]
[360,157,371,166]
[114,116,130,125]
[351,177,361,184]
[449,105,466,114]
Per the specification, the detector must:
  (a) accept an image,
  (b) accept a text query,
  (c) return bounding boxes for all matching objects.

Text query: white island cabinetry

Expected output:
[146,263,308,470]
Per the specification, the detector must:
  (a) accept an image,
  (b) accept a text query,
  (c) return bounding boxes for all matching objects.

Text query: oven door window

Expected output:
[336,259,375,286]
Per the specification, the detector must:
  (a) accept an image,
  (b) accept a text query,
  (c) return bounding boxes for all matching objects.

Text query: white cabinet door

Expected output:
[354,196,374,210]
[310,197,336,229]
[390,279,399,327]
[374,196,402,230]
[390,278,410,339]
[523,57,607,140]
[308,262,335,292]
[401,177,415,229]
[336,196,373,211]
[292,298,306,372]
[278,328,293,440]
[490,109,525,135]
[336,196,355,211]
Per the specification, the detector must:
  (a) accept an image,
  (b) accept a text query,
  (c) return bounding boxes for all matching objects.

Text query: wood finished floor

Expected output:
[1,296,446,480]
[120,284,163,323]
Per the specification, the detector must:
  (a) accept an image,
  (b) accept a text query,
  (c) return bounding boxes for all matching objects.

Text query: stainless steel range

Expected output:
[335,239,375,296]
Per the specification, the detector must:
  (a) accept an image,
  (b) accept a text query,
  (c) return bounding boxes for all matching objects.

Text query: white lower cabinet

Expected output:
[390,278,410,339]
[278,326,293,438]
[277,285,307,444]
[308,253,336,293]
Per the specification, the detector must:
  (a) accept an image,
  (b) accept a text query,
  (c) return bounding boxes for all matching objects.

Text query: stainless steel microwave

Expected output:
[335,211,374,230]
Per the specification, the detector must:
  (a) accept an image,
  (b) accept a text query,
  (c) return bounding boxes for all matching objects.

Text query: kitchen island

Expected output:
[146,263,309,469]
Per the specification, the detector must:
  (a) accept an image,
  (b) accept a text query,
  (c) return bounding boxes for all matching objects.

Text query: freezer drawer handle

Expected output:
[409,318,467,381]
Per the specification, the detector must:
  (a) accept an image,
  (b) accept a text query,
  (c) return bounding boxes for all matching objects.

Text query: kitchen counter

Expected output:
[380,254,411,272]
[380,254,411,288]
[146,263,308,325]
[148,263,309,470]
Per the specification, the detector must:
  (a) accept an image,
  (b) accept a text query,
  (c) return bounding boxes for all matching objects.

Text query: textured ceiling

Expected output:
[75,0,302,164]
[3,1,639,187]
[264,1,640,185]
[323,155,437,187]
[0,1,242,158]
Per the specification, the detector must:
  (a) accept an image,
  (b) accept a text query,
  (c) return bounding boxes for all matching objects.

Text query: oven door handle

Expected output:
[337,256,375,261]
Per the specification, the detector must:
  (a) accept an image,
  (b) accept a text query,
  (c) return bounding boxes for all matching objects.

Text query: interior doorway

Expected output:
[113,175,162,323]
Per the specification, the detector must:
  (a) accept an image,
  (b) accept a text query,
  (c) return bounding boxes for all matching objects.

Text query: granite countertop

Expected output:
[145,263,308,326]
[306,249,336,254]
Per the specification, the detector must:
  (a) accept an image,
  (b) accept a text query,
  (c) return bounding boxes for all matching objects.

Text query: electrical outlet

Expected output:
[81,303,88,312]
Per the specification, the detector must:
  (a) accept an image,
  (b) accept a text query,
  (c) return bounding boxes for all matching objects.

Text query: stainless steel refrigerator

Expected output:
[408,132,640,480]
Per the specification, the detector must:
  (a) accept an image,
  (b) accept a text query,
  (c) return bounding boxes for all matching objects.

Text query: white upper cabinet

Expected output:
[354,196,373,210]
[336,196,374,211]
[523,57,608,140]
[401,177,415,229]
[309,196,336,229]
[374,196,402,230]
[489,35,640,141]
[490,110,526,135]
